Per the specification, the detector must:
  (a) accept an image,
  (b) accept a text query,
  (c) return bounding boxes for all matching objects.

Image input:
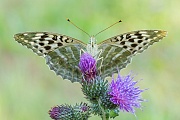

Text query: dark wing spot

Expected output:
[111,37,119,42]
[115,37,119,42]
[65,38,73,43]
[48,40,54,44]
[131,44,138,47]
[41,34,49,38]
[57,42,63,46]
[137,36,143,39]
[126,34,131,39]
[39,38,44,41]
[132,50,137,54]
[138,40,143,43]
[138,47,142,50]
[52,35,57,40]
[59,36,63,42]
[64,38,68,43]
[143,42,147,45]
[39,50,43,53]
[128,39,134,42]
[39,43,44,46]
[134,33,142,36]
[44,46,51,50]
[145,38,149,40]
[123,45,127,49]
[34,45,38,48]
[120,41,125,45]
[119,35,124,41]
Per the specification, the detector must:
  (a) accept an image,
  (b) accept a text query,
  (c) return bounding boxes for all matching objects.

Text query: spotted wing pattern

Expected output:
[98,30,167,79]
[14,32,86,82]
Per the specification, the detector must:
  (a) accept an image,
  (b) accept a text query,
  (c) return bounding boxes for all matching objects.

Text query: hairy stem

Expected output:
[98,99,108,120]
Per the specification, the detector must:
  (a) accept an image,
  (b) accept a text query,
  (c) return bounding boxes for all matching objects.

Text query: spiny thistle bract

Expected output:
[81,76,108,103]
[73,103,91,120]
[49,103,91,120]
[49,105,73,120]
[49,53,146,119]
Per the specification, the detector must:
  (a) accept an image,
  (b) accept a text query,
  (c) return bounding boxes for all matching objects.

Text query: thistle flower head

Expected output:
[49,103,91,120]
[108,73,145,114]
[49,105,73,119]
[82,76,108,103]
[79,53,97,80]
[73,103,91,119]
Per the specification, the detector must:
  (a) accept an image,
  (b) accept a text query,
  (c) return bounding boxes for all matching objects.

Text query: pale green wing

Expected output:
[14,32,86,82]
[98,30,167,79]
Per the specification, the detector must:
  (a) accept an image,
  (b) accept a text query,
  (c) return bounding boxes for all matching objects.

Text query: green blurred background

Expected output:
[0,0,179,120]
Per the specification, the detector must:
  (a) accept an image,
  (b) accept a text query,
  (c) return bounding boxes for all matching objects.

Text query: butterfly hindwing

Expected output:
[46,44,86,82]
[98,30,167,78]
[97,44,132,79]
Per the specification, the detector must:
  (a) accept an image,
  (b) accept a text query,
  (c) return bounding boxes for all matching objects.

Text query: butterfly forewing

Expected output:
[14,32,86,82]
[98,30,167,79]
[14,32,86,55]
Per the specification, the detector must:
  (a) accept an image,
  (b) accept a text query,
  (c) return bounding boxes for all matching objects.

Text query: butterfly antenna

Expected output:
[67,18,91,37]
[94,20,122,37]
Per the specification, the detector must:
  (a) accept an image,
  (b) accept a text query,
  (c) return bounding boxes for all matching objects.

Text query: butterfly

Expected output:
[14,23,167,83]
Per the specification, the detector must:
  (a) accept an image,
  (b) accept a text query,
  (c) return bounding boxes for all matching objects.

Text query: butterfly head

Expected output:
[89,36,96,47]
[86,36,98,58]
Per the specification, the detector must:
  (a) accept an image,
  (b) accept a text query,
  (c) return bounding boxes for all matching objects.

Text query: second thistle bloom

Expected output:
[79,53,97,80]
[108,73,145,115]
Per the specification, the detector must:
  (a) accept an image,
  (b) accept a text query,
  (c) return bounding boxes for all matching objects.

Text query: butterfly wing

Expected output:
[98,30,167,79]
[14,32,86,82]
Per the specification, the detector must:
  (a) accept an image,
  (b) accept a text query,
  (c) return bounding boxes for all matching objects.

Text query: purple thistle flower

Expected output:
[80,104,89,112]
[79,53,97,80]
[49,105,73,119]
[49,106,61,119]
[108,73,145,114]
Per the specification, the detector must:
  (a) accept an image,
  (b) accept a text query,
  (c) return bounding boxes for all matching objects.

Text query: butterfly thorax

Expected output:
[86,36,99,59]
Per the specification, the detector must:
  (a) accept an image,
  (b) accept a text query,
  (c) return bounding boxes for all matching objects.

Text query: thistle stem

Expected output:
[98,99,109,120]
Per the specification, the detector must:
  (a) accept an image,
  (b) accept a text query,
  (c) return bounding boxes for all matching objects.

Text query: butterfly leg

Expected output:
[97,57,103,75]
[80,49,86,56]
[95,49,104,74]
